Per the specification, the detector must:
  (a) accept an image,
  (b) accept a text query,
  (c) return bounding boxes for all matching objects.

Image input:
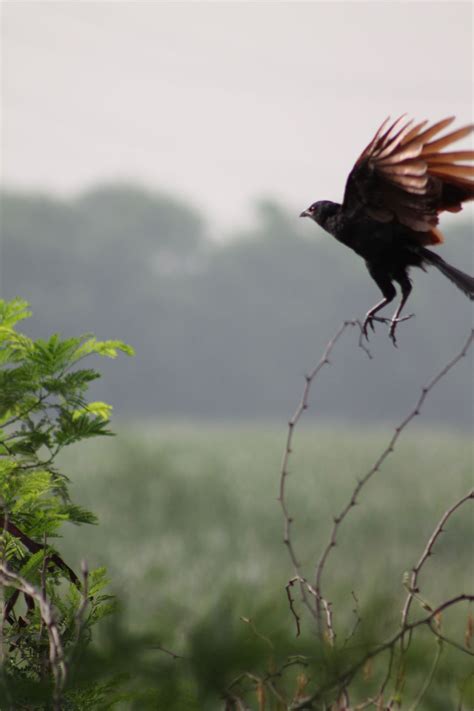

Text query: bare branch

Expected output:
[401,489,473,631]
[279,320,370,627]
[343,591,362,647]
[275,321,473,708]
[408,639,443,711]
[75,560,89,643]
[313,328,474,637]
[321,598,336,646]
[286,578,302,637]
[0,563,66,710]
[291,594,474,710]
[240,616,274,650]
[151,644,184,660]
[428,621,474,657]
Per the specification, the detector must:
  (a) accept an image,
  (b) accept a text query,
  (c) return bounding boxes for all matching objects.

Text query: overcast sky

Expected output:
[2,1,473,233]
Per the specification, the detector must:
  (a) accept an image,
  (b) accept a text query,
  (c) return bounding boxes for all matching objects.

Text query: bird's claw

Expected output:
[362,316,375,341]
[362,313,414,345]
[362,314,386,341]
[388,313,414,347]
[389,322,398,347]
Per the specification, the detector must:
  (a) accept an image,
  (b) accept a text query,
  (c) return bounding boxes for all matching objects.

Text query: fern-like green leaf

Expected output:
[73,338,135,361]
[72,401,113,422]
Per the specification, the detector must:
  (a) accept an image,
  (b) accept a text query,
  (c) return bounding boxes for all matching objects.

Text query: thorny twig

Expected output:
[286,576,320,638]
[291,594,474,710]
[313,328,474,639]
[286,578,303,637]
[278,320,371,625]
[401,489,474,634]
[275,325,473,709]
[280,324,473,643]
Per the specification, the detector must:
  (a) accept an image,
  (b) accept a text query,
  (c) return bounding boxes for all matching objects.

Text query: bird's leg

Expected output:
[362,271,396,340]
[389,276,413,346]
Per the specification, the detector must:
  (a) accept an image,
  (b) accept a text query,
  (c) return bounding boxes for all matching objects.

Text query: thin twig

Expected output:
[38,532,50,679]
[152,644,183,660]
[279,320,371,627]
[321,598,335,646]
[401,489,473,631]
[263,656,310,683]
[74,560,89,644]
[343,590,362,647]
[39,532,48,638]
[291,594,474,709]
[0,563,66,710]
[408,638,443,711]
[371,645,395,709]
[0,516,79,587]
[286,578,302,637]
[428,621,474,656]
[313,329,474,638]
[285,575,330,646]
[240,616,274,650]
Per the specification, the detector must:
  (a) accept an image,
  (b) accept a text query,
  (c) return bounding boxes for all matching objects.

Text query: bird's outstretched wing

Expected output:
[342,116,474,244]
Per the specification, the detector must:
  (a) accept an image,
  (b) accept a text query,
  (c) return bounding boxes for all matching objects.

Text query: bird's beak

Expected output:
[300,209,310,218]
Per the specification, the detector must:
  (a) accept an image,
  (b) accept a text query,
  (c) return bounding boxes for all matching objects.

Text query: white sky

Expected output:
[1,1,473,233]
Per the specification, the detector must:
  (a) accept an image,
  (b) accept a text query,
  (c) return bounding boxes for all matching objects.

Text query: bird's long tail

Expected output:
[419,247,474,300]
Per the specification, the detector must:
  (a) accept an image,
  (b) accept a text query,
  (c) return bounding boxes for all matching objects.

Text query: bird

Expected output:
[300,115,474,345]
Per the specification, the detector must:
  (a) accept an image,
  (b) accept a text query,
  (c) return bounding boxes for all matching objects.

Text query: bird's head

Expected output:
[300,200,339,228]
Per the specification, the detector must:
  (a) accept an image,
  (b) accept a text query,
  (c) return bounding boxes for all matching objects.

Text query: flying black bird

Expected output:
[300,116,474,345]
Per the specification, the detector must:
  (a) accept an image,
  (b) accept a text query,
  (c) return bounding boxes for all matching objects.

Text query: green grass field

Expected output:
[58,424,473,709]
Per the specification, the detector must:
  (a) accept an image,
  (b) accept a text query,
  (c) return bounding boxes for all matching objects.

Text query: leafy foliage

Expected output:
[0,298,133,707]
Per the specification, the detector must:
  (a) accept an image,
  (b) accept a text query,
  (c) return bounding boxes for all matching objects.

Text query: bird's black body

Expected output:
[312,201,423,265]
[301,116,474,344]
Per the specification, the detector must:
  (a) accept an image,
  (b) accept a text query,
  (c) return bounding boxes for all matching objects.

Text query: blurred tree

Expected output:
[0,186,472,426]
[76,182,205,256]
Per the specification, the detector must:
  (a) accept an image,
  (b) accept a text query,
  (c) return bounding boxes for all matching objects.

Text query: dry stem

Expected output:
[401,489,473,632]
[313,328,474,639]
[278,320,370,624]
[0,563,66,710]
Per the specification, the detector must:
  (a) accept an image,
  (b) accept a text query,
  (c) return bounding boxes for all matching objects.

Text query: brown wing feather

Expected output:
[424,151,474,163]
[428,164,474,178]
[343,116,474,243]
[397,120,428,146]
[423,125,473,153]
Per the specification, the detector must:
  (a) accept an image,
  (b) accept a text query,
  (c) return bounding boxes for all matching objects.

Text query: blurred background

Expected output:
[1,2,473,706]
[1,1,472,426]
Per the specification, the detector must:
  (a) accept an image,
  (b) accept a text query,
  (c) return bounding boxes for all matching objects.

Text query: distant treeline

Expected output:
[1,184,472,426]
